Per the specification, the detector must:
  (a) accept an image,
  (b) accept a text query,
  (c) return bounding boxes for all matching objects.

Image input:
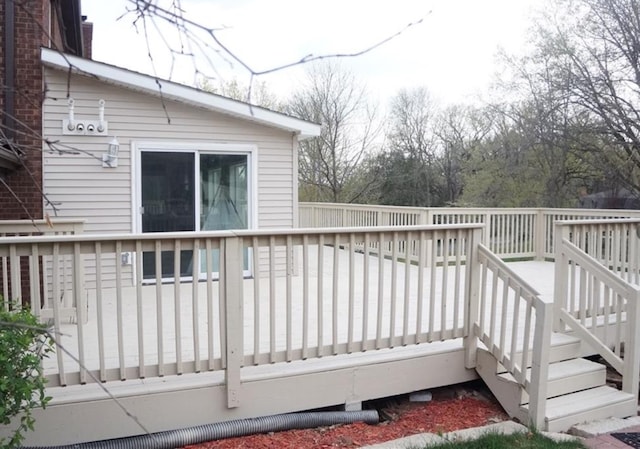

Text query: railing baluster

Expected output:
[206,238,215,370]
[52,243,66,386]
[252,236,260,363]
[192,238,200,372]
[302,235,309,359]
[9,244,20,303]
[615,292,623,356]
[428,232,437,342]
[219,239,227,367]
[591,275,599,334]
[579,266,587,325]
[135,240,145,378]
[376,231,385,348]
[416,231,425,341]
[520,301,533,382]
[362,233,370,350]
[488,264,499,352]
[286,235,293,361]
[73,242,86,384]
[390,232,398,345]
[317,234,324,356]
[269,236,276,362]
[509,286,522,369]
[155,240,164,376]
[603,286,611,346]
[29,245,40,317]
[173,240,182,374]
[332,233,340,354]
[2,251,8,310]
[348,233,356,352]
[115,241,125,380]
[479,260,488,334]
[453,229,462,336]
[95,242,106,381]
[402,231,412,345]
[498,273,509,361]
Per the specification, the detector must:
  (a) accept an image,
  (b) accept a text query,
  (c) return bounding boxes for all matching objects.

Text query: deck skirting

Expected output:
[18,342,476,446]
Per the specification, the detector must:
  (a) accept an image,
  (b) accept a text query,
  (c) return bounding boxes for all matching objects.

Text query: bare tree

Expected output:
[384,87,439,206]
[433,105,492,205]
[196,77,283,111]
[287,62,381,203]
[532,0,640,193]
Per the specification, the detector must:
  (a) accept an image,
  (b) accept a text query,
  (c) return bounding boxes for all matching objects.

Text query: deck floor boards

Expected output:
[43,254,557,386]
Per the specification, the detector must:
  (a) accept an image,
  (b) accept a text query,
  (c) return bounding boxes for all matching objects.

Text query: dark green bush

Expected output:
[0,305,53,449]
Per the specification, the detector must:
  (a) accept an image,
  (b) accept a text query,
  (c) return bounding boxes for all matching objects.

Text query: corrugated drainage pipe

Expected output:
[22,410,379,449]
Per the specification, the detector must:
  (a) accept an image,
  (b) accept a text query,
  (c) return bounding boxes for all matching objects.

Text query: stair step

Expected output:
[498,358,606,401]
[521,386,636,432]
[493,333,582,373]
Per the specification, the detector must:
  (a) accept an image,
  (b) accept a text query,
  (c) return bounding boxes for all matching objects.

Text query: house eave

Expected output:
[40,48,321,140]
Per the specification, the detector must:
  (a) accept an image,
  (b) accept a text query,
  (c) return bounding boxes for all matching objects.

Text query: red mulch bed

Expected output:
[184,385,509,449]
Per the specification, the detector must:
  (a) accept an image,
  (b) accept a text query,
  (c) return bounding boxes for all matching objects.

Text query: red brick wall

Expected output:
[0,0,48,221]
[82,21,93,60]
[0,0,51,305]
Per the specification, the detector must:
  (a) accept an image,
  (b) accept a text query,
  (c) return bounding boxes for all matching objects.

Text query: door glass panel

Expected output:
[200,154,249,272]
[141,152,195,279]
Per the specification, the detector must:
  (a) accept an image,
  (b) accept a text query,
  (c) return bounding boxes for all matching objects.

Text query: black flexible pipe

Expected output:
[22,410,380,449]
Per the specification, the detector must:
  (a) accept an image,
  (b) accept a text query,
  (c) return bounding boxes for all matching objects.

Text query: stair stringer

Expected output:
[475,348,529,424]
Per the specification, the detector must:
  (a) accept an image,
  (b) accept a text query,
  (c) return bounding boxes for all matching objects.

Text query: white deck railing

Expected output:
[300,203,640,260]
[3,210,639,427]
[467,244,552,428]
[0,225,484,402]
[0,219,85,314]
[554,220,640,398]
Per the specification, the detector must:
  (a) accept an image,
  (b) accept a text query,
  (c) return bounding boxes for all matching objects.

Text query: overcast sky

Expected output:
[81,0,539,106]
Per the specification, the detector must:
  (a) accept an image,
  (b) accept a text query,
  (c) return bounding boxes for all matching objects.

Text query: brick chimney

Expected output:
[81,15,92,59]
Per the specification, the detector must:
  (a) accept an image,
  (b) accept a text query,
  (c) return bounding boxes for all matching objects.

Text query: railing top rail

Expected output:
[555,218,640,226]
[0,219,86,234]
[478,243,543,302]
[0,223,485,245]
[300,202,640,216]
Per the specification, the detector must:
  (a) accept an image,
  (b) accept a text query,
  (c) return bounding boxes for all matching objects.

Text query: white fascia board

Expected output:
[41,48,321,139]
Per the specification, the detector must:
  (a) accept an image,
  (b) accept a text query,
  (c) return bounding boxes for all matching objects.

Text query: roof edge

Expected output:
[40,48,321,139]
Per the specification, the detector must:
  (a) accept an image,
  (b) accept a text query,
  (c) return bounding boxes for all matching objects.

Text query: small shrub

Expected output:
[0,305,53,449]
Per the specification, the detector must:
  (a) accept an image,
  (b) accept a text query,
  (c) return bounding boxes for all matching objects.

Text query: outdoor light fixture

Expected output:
[102,137,119,168]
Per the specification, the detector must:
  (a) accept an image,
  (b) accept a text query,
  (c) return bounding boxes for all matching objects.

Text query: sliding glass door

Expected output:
[140,149,250,280]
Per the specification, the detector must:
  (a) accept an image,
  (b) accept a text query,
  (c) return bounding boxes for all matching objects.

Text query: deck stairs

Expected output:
[475,333,637,432]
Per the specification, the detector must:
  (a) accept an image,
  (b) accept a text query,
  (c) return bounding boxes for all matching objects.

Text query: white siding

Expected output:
[43,68,297,281]
[43,68,296,233]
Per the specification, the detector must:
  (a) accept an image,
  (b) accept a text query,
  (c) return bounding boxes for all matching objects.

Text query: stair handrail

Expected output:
[472,244,553,428]
[554,223,640,398]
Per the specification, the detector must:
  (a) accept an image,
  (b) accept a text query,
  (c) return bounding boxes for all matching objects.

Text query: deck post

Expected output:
[622,287,640,398]
[534,209,546,260]
[224,236,244,408]
[528,301,552,430]
[464,227,483,368]
[553,223,569,332]
[482,212,491,249]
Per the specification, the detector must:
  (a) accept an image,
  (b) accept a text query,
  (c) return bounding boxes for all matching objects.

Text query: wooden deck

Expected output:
[3,210,640,445]
[44,252,554,382]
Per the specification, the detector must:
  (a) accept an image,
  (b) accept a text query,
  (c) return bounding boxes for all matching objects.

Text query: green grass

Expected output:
[413,431,586,449]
